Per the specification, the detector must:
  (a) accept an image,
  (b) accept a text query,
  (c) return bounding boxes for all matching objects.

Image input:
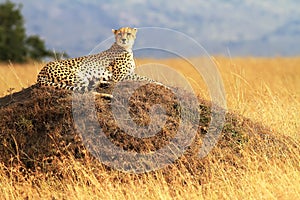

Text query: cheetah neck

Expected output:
[112,42,133,53]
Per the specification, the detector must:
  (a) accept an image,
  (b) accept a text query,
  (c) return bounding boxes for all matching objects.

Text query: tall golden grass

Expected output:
[0,62,42,97]
[136,57,300,138]
[0,57,299,199]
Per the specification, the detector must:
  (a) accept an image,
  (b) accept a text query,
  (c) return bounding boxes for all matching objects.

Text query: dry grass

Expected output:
[0,57,299,199]
[136,57,300,139]
[0,62,43,97]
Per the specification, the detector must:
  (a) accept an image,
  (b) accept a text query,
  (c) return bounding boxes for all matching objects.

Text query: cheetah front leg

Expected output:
[91,80,114,99]
[92,91,113,99]
[122,73,167,87]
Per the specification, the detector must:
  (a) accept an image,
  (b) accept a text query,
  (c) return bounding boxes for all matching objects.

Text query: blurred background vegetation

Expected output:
[0,0,66,62]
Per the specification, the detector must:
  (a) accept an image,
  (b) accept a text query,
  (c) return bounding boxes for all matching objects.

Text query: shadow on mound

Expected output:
[0,84,297,180]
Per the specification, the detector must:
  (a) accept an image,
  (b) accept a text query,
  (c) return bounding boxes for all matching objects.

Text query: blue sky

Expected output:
[2,0,300,57]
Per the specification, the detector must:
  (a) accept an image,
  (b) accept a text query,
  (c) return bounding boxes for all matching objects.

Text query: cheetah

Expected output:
[37,27,160,98]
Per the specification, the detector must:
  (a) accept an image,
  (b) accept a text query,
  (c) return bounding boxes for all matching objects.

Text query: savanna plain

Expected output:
[0,57,299,199]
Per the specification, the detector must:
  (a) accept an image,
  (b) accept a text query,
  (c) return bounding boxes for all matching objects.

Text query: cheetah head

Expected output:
[112,27,137,51]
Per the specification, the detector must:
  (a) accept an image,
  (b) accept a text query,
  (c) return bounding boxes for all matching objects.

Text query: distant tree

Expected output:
[0,0,27,62]
[0,0,63,62]
[25,35,53,61]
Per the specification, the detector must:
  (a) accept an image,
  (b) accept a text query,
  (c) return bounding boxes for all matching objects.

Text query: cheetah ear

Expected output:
[133,28,137,33]
[112,29,117,35]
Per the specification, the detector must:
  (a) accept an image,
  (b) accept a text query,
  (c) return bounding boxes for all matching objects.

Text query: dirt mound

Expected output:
[0,83,295,179]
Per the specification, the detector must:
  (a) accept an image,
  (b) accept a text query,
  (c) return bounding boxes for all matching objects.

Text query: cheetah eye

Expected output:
[118,33,122,36]
[127,33,131,36]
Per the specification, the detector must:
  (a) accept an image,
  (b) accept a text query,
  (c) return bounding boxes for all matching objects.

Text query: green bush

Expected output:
[0,0,62,62]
